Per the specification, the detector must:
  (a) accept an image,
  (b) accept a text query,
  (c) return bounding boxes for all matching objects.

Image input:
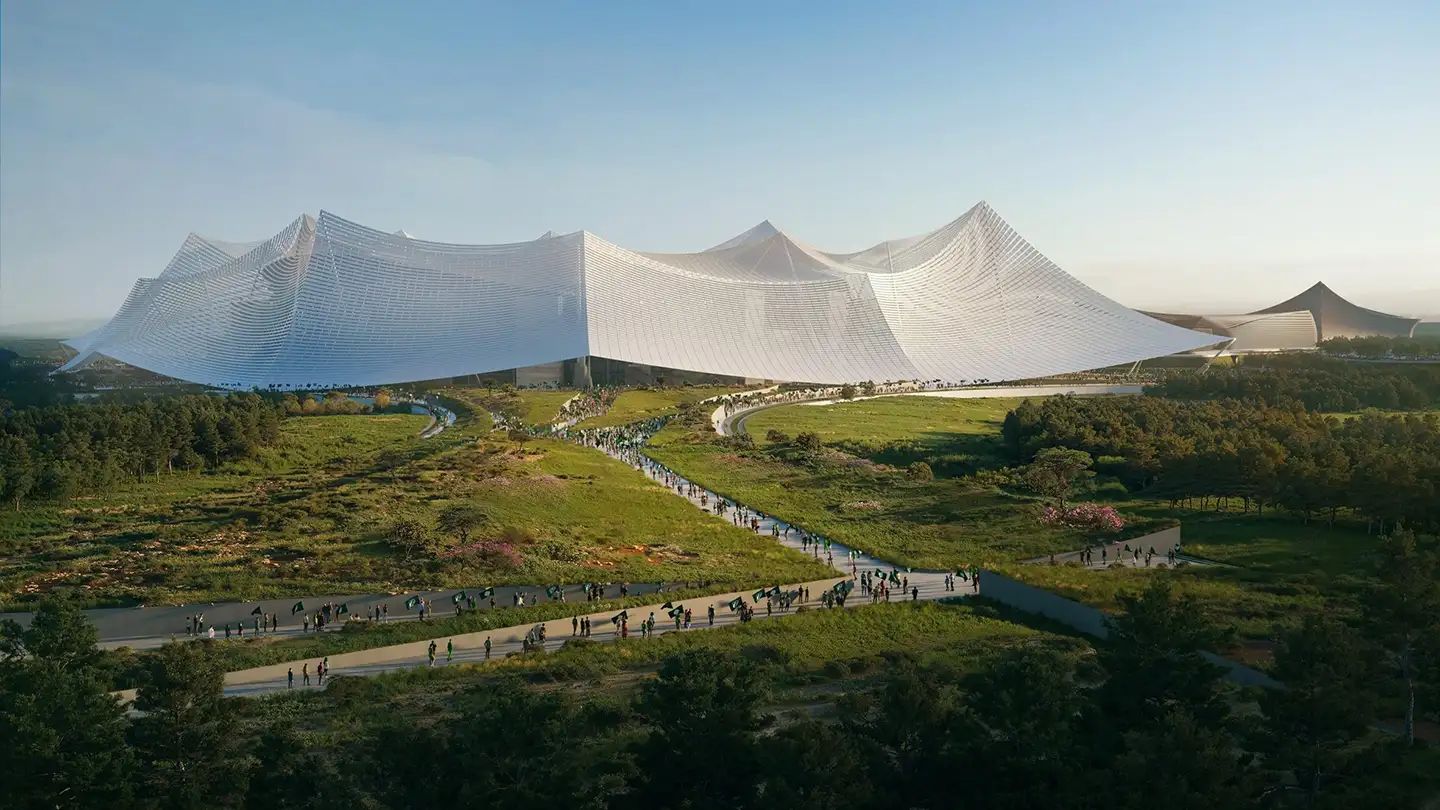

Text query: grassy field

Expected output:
[574,385,744,429]
[651,394,1388,648]
[2,407,828,609]
[647,419,1167,570]
[745,395,1022,474]
[1003,504,1382,644]
[514,389,576,425]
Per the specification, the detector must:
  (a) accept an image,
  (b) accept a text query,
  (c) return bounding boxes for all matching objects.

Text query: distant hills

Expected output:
[0,317,106,339]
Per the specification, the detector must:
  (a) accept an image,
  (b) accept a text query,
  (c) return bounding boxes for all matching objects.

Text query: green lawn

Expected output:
[2,408,828,608]
[514,389,577,425]
[646,421,1166,570]
[745,395,1022,474]
[574,385,744,429]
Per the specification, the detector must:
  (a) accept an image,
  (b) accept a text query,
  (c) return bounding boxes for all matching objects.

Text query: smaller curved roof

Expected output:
[1253,282,1419,340]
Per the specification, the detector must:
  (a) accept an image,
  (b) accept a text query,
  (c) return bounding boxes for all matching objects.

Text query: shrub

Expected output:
[1038,503,1125,533]
[794,432,823,452]
[764,429,791,444]
[906,461,934,482]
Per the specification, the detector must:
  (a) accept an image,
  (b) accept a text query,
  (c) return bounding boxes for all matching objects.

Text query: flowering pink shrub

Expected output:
[1040,504,1125,533]
[438,541,523,567]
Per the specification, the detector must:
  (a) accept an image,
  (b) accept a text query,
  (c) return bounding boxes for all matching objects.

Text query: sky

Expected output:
[2,0,1437,329]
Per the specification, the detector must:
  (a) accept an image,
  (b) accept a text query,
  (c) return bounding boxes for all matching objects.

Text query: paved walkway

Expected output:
[1,581,681,650]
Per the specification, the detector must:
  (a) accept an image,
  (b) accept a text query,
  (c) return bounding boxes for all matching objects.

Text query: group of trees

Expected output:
[1003,395,1440,533]
[1148,355,1440,412]
[6,570,1435,809]
[0,394,284,509]
[1319,334,1440,360]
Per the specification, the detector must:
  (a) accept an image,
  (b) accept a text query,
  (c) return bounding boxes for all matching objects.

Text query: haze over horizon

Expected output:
[2,1,1437,328]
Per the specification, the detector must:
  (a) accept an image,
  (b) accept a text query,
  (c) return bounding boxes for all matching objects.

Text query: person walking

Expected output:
[572,616,578,636]
[484,636,492,659]
[287,667,293,689]
[708,605,715,626]
[427,640,437,667]
[302,663,310,686]
[446,638,454,663]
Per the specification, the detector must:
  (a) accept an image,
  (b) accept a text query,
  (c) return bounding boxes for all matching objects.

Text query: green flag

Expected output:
[479,586,495,598]
[611,610,628,626]
[661,601,674,610]
[452,591,467,605]
[338,603,348,615]
[250,606,263,616]
[727,597,744,612]
[546,585,562,599]
[752,588,768,603]
[668,606,685,619]
[290,601,304,615]
[405,596,421,610]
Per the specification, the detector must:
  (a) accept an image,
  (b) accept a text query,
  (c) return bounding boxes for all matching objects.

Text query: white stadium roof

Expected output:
[62,202,1221,389]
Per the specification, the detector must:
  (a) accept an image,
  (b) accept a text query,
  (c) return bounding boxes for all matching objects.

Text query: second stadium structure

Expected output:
[62,202,1222,389]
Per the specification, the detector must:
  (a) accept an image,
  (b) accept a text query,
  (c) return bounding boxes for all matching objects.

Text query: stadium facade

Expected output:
[1253,282,1420,341]
[1144,282,1419,353]
[1141,310,1318,353]
[62,203,1223,389]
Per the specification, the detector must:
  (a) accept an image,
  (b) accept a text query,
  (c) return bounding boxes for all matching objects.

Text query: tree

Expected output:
[1256,614,1374,808]
[369,679,620,806]
[507,427,531,449]
[628,650,769,809]
[950,647,1085,806]
[842,661,959,808]
[1022,447,1093,507]
[389,518,433,558]
[1097,578,1231,733]
[130,641,242,809]
[906,460,934,482]
[1364,528,1440,746]
[373,388,392,410]
[0,595,135,809]
[436,504,487,546]
[839,383,858,400]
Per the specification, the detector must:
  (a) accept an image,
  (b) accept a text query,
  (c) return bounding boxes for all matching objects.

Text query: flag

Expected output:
[338,603,348,615]
[405,596,421,610]
[727,597,744,612]
[611,610,628,626]
[668,606,684,619]
[661,601,674,610]
[546,585,562,599]
[479,587,494,598]
[752,588,768,602]
[290,601,304,615]
[957,569,968,581]
[452,590,468,605]
[250,606,262,616]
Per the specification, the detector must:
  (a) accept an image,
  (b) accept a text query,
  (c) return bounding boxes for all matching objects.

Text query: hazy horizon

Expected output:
[2,1,1437,327]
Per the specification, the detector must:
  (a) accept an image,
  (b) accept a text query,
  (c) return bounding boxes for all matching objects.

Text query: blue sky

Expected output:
[2,0,1437,326]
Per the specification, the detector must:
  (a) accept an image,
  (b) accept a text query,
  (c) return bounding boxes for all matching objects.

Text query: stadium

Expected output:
[62,202,1236,389]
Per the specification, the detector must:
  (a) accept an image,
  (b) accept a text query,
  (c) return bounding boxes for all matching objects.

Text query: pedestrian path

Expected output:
[1,581,679,650]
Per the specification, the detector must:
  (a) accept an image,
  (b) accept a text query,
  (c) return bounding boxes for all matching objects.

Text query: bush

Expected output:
[764,429,791,444]
[794,432,823,452]
[906,461,934,482]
